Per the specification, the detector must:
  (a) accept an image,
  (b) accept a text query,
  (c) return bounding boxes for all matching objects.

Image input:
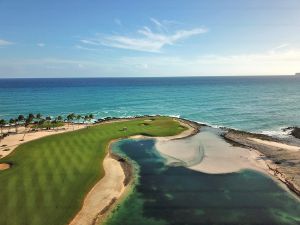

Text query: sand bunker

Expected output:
[0,163,11,170]
[156,127,265,174]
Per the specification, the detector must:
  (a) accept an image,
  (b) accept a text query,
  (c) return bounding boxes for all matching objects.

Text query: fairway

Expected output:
[0,116,186,225]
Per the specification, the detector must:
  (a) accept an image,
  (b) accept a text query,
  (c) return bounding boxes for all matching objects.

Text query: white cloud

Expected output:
[150,18,166,32]
[37,43,45,47]
[75,45,97,51]
[80,19,207,53]
[120,48,300,75]
[2,47,299,77]
[0,39,14,46]
[114,18,122,26]
[270,43,289,52]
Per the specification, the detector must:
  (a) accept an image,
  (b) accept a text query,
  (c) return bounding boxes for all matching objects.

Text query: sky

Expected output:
[0,0,300,77]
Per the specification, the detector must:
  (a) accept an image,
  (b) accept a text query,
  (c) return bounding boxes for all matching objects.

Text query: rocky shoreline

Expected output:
[223,129,300,198]
[109,151,133,187]
[285,127,300,139]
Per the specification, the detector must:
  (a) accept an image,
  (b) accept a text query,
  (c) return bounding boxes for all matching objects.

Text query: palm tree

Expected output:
[84,114,94,128]
[51,119,57,130]
[9,118,16,133]
[45,116,51,130]
[0,119,6,136]
[0,119,6,143]
[66,114,73,129]
[57,115,63,121]
[76,114,82,128]
[36,113,42,126]
[89,113,94,121]
[70,113,76,130]
[84,115,89,127]
[54,115,63,131]
[27,113,35,129]
[22,113,35,140]
[17,114,25,134]
[18,114,25,123]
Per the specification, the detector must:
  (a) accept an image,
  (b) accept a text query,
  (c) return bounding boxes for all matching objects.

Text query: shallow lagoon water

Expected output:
[107,138,300,225]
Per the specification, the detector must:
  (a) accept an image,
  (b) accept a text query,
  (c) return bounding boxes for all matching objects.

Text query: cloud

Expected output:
[114,18,122,26]
[271,43,289,52]
[1,48,299,77]
[75,45,97,51]
[0,39,14,46]
[120,48,300,75]
[37,43,45,47]
[150,18,166,32]
[80,19,207,53]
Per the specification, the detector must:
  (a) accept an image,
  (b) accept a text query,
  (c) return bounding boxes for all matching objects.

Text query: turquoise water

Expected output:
[108,138,300,225]
[0,76,300,133]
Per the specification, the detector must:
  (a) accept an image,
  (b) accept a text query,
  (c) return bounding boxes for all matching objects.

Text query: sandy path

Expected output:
[0,124,86,159]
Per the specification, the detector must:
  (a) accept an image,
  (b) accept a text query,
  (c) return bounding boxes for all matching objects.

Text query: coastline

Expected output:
[68,143,127,225]
[1,115,300,225]
[68,117,199,225]
[0,124,86,159]
[223,129,300,197]
[1,116,192,225]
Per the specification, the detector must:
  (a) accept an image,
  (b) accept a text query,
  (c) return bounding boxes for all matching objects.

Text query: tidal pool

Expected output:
[105,137,300,225]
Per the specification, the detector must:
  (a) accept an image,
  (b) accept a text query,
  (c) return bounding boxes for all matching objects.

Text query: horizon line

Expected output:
[0,74,296,79]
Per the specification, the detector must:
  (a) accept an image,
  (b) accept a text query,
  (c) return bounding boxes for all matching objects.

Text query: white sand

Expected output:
[69,153,125,225]
[0,124,86,158]
[156,127,267,174]
[248,137,300,151]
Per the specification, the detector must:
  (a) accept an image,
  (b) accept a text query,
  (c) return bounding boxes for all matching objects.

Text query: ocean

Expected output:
[0,76,299,134]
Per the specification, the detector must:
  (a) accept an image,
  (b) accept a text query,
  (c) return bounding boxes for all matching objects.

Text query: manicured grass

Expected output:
[0,116,186,225]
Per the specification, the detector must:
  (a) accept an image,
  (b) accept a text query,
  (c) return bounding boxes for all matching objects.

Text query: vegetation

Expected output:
[32,121,65,129]
[0,119,6,135]
[0,119,6,143]
[0,113,95,136]
[0,116,186,225]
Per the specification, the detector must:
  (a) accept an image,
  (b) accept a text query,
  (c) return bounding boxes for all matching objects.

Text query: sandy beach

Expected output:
[224,129,300,197]
[156,126,269,174]
[155,121,300,199]
[69,151,126,225]
[0,124,86,159]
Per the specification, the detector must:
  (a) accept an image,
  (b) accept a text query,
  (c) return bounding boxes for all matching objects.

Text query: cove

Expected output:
[105,138,300,225]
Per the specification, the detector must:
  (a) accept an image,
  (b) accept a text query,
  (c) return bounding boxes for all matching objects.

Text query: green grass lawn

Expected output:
[0,116,186,225]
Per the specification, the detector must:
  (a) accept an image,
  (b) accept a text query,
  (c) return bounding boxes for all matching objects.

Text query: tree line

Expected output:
[0,113,94,141]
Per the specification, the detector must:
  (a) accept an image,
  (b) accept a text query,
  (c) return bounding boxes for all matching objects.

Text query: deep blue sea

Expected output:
[0,76,299,134]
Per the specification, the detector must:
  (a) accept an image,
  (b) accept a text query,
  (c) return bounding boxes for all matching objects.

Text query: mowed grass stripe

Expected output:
[0,116,185,225]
